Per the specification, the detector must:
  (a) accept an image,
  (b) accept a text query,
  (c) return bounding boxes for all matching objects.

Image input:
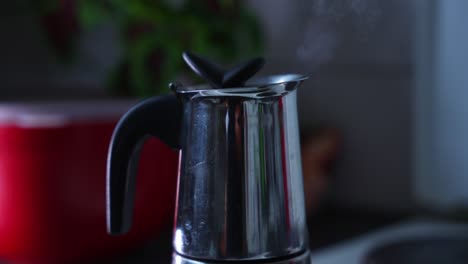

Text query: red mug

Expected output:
[0,101,178,263]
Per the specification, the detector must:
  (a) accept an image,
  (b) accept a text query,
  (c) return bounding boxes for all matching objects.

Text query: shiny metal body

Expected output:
[172,75,310,263]
[173,251,310,264]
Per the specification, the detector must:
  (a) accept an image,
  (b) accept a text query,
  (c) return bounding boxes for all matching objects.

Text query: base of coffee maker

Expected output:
[172,250,311,264]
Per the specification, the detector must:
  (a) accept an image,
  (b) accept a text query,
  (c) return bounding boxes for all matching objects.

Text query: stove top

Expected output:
[365,237,468,264]
[311,219,468,264]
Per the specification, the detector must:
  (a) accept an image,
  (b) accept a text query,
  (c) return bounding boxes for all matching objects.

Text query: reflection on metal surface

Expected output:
[175,74,308,94]
[172,250,311,264]
[172,76,310,262]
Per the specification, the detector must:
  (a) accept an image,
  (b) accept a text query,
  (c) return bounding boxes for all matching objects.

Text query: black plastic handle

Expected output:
[106,94,182,235]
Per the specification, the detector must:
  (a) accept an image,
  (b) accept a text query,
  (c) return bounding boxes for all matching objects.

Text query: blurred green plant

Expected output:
[37,0,264,97]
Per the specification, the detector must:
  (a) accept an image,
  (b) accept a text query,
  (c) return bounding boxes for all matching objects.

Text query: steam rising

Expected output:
[296,21,337,68]
[296,0,382,66]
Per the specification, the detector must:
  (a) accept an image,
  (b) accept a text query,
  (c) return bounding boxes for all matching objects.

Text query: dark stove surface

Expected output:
[364,237,468,264]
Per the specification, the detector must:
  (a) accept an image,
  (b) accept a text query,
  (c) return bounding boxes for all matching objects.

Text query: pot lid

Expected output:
[0,100,137,127]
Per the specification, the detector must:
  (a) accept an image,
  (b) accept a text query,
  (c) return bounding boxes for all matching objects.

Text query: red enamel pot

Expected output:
[0,101,178,263]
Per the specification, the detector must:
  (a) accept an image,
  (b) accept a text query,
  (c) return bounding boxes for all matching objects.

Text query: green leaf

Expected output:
[111,0,171,24]
[236,10,265,58]
[128,34,181,97]
[77,0,112,29]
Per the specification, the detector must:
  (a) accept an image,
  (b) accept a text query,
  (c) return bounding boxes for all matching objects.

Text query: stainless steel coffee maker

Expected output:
[106,52,311,264]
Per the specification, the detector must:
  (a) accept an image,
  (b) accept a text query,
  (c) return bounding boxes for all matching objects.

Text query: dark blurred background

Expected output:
[0,0,468,263]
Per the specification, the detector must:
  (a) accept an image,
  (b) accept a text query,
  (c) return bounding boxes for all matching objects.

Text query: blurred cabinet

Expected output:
[413,0,468,211]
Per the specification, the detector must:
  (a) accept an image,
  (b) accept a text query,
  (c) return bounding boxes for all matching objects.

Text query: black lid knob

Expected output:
[182,51,265,88]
